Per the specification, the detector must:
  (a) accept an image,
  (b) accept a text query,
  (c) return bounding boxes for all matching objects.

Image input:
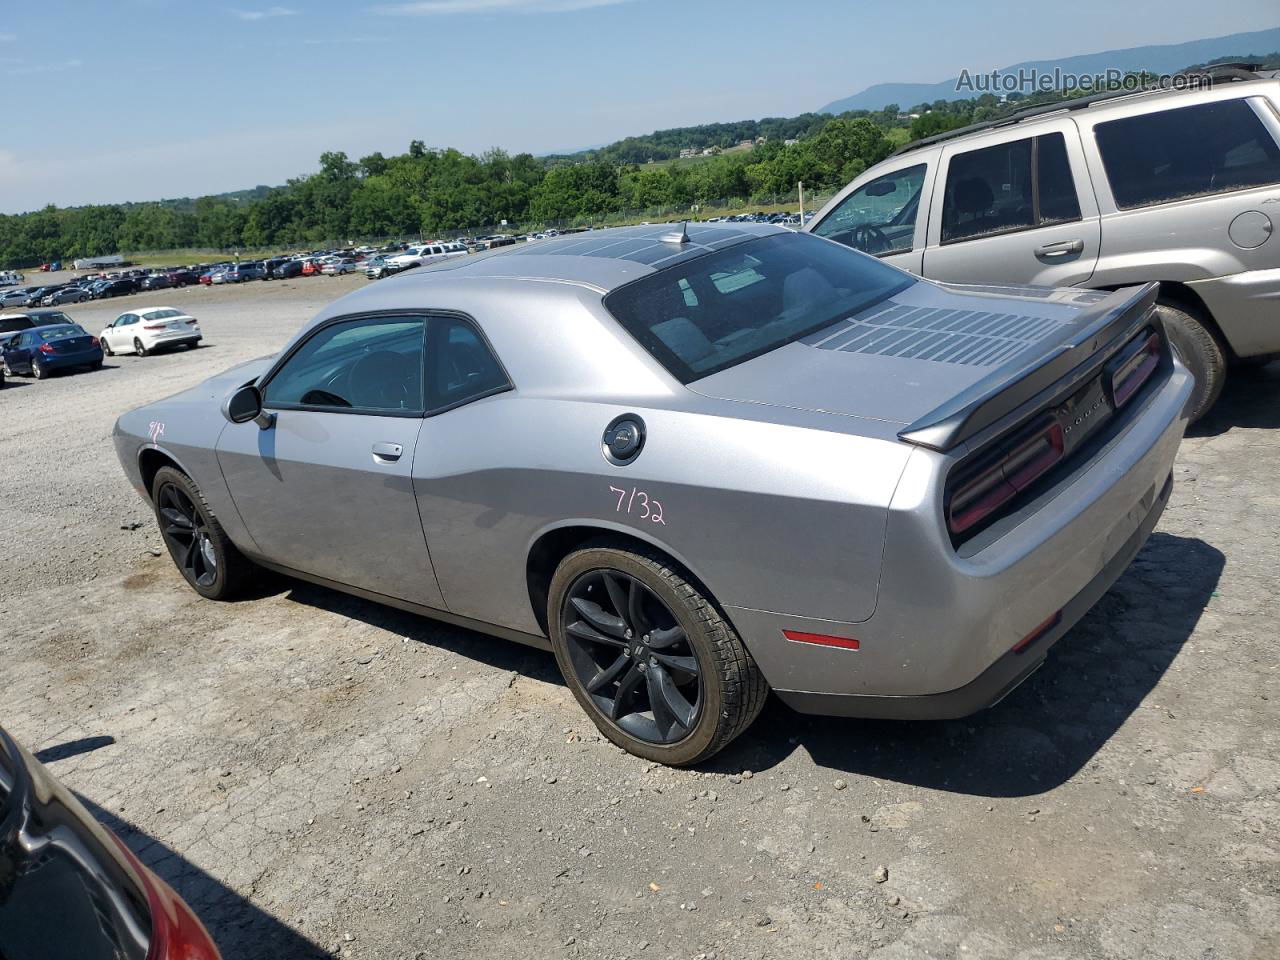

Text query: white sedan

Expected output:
[100,307,202,357]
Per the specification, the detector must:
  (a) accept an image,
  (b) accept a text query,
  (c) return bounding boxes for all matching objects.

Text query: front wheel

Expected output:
[134,338,148,357]
[151,466,255,600]
[1159,301,1225,423]
[548,542,768,766]
[101,338,113,357]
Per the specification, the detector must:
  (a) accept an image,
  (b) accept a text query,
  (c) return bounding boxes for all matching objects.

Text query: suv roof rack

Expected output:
[891,64,1278,156]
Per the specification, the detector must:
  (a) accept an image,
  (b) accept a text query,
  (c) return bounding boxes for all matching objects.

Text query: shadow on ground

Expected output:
[76,792,329,959]
[279,528,1221,799]
[710,532,1224,795]
[1188,359,1280,437]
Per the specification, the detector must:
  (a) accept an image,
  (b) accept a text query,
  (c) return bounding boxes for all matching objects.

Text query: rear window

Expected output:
[37,325,87,341]
[1095,98,1280,209]
[145,309,183,320]
[603,233,914,383]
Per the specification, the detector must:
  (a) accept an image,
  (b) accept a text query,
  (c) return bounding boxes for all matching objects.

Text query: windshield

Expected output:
[603,232,915,383]
[38,325,86,340]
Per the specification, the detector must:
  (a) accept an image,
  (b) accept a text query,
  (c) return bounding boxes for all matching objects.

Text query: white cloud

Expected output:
[7,58,82,76]
[231,6,298,20]
[376,0,632,15]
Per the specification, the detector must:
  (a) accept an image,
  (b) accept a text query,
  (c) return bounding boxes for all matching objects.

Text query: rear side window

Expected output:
[942,133,1081,243]
[1095,99,1280,209]
[428,317,510,412]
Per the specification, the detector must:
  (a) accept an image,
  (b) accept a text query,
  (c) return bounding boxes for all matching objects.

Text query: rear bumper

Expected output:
[731,360,1192,712]
[150,334,201,350]
[776,470,1172,719]
[42,348,103,369]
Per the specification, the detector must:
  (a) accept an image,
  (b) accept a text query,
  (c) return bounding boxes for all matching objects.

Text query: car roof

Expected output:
[391,221,787,293]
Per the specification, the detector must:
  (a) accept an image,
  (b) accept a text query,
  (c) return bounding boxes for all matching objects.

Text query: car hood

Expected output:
[687,280,1110,427]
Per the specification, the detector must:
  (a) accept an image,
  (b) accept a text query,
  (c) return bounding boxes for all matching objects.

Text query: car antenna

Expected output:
[661,221,690,244]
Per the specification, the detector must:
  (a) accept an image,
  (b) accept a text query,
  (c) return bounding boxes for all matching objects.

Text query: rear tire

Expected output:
[151,466,255,601]
[548,541,768,766]
[1159,301,1225,423]
[32,359,48,380]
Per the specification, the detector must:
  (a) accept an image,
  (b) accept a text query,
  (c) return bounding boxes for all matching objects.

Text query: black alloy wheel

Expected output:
[156,481,218,589]
[561,569,703,745]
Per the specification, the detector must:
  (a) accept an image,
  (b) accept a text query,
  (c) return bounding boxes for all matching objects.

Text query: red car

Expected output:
[301,259,322,276]
[0,725,222,959]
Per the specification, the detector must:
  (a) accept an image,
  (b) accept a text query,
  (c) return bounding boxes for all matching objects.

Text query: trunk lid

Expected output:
[689,280,1149,445]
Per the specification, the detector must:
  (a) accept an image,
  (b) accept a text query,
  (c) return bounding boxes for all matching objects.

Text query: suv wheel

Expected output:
[548,541,769,766]
[1159,301,1225,423]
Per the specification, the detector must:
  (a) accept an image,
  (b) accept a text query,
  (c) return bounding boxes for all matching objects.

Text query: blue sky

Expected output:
[1,0,1275,213]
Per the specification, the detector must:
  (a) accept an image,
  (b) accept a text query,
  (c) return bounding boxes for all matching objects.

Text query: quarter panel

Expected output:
[413,396,912,635]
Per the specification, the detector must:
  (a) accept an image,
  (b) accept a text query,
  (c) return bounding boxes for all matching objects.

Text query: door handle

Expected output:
[1034,238,1084,258]
[371,442,403,464]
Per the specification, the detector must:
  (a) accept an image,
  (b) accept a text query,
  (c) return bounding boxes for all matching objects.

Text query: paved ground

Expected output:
[1,276,1277,960]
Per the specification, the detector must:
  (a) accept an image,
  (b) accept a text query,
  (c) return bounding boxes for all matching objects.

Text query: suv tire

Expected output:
[1158,301,1224,423]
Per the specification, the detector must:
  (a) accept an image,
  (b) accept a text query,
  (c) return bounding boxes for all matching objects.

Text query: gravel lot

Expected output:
[1,275,1278,960]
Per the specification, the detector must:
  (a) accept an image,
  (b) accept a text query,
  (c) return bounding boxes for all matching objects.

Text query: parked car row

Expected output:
[0,305,202,388]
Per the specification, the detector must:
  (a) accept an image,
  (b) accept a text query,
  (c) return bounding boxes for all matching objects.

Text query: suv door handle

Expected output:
[371,442,403,464]
[1034,238,1084,258]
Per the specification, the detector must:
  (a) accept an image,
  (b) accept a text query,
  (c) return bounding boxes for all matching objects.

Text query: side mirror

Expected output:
[222,383,274,429]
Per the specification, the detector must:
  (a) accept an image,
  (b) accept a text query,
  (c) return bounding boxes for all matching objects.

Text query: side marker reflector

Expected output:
[1011,611,1062,654]
[783,630,860,651]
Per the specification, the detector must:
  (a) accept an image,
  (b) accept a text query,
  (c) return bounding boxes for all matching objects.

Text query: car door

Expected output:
[215,312,444,608]
[5,331,32,373]
[808,161,933,274]
[107,314,131,351]
[921,120,1101,287]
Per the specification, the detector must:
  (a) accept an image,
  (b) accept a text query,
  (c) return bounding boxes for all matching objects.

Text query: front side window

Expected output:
[941,133,1082,243]
[1095,98,1280,209]
[811,163,926,256]
[265,315,427,414]
[604,232,914,383]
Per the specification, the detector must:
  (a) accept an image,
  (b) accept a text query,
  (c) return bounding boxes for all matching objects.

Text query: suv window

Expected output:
[941,133,1081,244]
[266,315,427,414]
[1095,98,1280,209]
[812,164,926,256]
[0,318,33,334]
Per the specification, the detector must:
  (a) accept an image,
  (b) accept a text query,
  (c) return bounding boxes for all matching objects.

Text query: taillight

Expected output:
[947,416,1065,536]
[109,836,223,960]
[144,324,167,330]
[90,336,100,347]
[1109,330,1160,408]
[38,343,55,354]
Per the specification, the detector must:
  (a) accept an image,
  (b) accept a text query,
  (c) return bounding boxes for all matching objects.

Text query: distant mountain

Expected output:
[818,26,1280,114]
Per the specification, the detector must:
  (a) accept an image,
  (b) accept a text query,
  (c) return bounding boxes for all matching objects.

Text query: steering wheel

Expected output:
[851,224,891,255]
[348,350,413,409]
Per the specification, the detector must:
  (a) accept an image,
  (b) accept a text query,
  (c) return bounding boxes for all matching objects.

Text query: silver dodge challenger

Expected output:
[114,223,1192,765]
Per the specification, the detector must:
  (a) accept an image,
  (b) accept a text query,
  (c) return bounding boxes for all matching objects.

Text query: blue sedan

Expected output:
[1,323,104,379]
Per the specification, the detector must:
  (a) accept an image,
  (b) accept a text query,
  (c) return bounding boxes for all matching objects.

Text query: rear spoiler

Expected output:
[898,283,1160,452]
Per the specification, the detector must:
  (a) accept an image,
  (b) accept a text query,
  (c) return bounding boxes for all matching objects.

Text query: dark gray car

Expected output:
[113,224,1191,764]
